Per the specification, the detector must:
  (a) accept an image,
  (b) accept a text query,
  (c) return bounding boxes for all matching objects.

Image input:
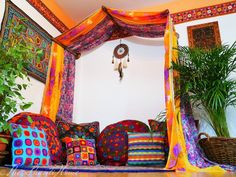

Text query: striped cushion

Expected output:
[127,133,165,166]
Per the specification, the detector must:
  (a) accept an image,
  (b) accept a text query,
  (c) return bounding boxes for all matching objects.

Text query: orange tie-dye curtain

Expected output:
[164,17,224,172]
[41,42,64,122]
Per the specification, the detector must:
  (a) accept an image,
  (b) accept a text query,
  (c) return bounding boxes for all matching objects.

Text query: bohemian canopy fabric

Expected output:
[163,22,223,172]
[55,7,169,55]
[57,50,76,122]
[41,43,75,122]
[41,6,235,172]
[41,43,64,122]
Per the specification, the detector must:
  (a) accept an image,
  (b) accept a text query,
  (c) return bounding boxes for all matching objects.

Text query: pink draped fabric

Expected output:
[57,50,76,122]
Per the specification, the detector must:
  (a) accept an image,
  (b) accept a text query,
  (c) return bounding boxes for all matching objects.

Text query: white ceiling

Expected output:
[55,0,174,23]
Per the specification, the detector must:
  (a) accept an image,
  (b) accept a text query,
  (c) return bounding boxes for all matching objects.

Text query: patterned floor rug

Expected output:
[5,165,174,173]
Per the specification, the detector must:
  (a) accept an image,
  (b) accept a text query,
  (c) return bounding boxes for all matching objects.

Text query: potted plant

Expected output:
[0,19,41,164]
[171,42,236,165]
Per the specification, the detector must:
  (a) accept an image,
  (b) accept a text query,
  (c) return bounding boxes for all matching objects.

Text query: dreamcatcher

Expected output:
[112,40,130,80]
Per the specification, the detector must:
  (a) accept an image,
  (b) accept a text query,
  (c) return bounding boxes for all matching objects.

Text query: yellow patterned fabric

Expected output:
[164,17,224,172]
[41,42,64,122]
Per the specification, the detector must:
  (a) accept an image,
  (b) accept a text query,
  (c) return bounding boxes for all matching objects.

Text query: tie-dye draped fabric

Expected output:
[164,20,232,172]
[164,21,224,172]
[55,7,169,55]
[47,7,234,172]
[41,47,75,122]
[41,43,64,122]
[57,50,76,122]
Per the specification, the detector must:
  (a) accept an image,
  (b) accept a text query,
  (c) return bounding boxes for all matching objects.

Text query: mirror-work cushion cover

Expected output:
[10,124,51,167]
[127,132,165,167]
[9,112,62,164]
[64,137,97,166]
[97,120,149,166]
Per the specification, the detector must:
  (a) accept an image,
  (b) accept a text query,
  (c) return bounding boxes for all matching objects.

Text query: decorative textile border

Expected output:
[26,0,69,33]
[171,1,236,24]
[25,1,236,31]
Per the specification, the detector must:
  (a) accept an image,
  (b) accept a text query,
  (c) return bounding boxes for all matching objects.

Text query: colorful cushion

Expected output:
[56,119,100,140]
[127,132,165,167]
[10,124,51,167]
[56,119,100,164]
[97,120,149,166]
[148,119,167,134]
[148,119,169,160]
[64,138,97,166]
[9,112,62,164]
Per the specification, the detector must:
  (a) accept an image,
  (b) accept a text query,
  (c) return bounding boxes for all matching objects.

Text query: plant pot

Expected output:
[0,151,9,166]
[198,132,236,166]
[0,134,11,152]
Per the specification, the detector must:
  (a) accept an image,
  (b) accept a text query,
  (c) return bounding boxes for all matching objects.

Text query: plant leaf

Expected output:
[0,137,9,144]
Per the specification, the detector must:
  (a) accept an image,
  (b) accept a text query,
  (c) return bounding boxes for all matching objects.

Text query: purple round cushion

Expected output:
[97,120,149,166]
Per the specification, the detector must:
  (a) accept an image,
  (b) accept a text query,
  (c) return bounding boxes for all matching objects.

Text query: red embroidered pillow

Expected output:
[97,120,149,166]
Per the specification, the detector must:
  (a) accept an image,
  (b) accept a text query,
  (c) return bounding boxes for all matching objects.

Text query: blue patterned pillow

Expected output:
[10,124,51,167]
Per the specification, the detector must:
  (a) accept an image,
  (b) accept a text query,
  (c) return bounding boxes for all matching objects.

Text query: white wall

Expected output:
[73,37,166,130]
[0,0,60,116]
[175,13,236,137]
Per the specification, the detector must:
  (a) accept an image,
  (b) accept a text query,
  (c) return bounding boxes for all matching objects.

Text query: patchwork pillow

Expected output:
[56,119,100,164]
[9,112,62,164]
[64,137,97,166]
[97,120,149,166]
[127,132,165,167]
[148,119,169,160]
[10,124,50,167]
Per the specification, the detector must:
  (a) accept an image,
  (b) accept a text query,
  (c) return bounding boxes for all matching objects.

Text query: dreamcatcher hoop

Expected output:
[113,44,129,59]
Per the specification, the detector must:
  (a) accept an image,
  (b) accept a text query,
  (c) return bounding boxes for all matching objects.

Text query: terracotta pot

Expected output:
[0,151,9,166]
[0,134,11,152]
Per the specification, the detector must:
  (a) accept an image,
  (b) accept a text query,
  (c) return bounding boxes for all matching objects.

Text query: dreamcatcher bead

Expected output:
[112,56,114,64]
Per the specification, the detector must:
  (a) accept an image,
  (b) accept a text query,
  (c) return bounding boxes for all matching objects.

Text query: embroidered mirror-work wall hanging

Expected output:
[0,1,52,83]
[187,21,221,49]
